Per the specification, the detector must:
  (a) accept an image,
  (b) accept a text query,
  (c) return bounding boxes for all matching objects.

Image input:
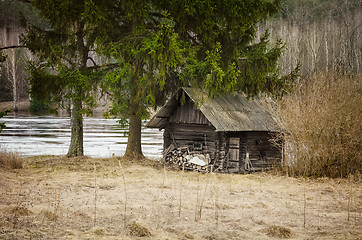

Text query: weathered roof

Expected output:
[147,87,280,132]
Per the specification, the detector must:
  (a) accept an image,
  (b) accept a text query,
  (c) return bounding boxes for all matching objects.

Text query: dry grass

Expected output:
[0,156,361,239]
[38,209,58,221]
[127,221,152,237]
[0,150,23,169]
[266,225,293,238]
[0,99,30,112]
[271,72,361,178]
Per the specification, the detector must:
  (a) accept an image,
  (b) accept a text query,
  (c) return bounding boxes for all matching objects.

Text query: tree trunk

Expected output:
[125,109,143,158]
[67,95,83,157]
[67,21,88,157]
[67,23,87,157]
[124,81,143,158]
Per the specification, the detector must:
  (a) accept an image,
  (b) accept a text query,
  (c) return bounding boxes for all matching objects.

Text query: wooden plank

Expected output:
[227,167,240,173]
[169,99,211,125]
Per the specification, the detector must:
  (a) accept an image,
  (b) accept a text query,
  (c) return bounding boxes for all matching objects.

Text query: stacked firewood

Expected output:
[164,145,212,172]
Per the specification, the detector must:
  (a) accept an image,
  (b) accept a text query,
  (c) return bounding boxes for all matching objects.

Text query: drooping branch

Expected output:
[0,45,27,51]
[88,63,120,70]
[87,57,97,66]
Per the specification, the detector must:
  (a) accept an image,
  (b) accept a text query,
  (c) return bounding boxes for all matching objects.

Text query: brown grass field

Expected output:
[0,156,361,239]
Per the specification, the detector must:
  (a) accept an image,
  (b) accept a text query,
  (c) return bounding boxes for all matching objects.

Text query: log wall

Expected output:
[161,97,281,173]
[164,123,217,160]
[169,99,210,125]
[223,131,281,173]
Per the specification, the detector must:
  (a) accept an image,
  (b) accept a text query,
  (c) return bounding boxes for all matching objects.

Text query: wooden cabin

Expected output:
[147,88,282,173]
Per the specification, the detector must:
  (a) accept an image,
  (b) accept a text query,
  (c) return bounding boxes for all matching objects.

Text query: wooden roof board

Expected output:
[146,117,167,129]
[155,97,179,118]
[146,87,280,132]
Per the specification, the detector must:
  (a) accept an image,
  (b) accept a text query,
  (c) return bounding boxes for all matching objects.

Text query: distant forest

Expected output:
[268,0,361,76]
[0,0,361,102]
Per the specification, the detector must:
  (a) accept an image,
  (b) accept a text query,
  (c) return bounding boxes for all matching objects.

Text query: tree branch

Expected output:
[88,57,97,66]
[0,45,27,51]
[88,63,120,70]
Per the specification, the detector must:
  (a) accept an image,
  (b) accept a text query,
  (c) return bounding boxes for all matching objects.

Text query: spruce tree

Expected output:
[21,0,291,158]
[22,0,116,157]
[102,1,186,157]
[105,0,288,157]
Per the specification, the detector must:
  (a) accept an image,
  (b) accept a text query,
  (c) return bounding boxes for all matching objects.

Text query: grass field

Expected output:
[0,156,360,239]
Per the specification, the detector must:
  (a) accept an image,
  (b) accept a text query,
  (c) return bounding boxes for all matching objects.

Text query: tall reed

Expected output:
[0,150,23,169]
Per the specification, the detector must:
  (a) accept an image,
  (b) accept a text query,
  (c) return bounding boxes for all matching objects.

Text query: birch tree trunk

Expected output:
[325,19,329,72]
[266,0,361,77]
[10,49,17,111]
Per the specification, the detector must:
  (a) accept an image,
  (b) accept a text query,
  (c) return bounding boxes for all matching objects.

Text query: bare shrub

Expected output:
[0,150,23,169]
[127,221,152,237]
[92,227,105,236]
[273,72,361,177]
[266,225,293,238]
[9,206,32,216]
[37,209,58,221]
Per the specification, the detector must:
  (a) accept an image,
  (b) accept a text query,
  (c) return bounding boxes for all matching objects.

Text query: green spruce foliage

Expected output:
[156,0,286,97]
[22,0,291,158]
[0,53,6,63]
[0,109,11,133]
[22,0,117,156]
[29,99,57,115]
[104,0,290,156]
[0,52,9,101]
[102,3,188,156]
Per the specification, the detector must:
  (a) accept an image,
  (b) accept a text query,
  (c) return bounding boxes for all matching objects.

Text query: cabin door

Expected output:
[228,138,240,172]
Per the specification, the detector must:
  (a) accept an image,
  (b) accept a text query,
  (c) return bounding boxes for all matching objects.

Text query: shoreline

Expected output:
[0,99,109,117]
[0,99,30,113]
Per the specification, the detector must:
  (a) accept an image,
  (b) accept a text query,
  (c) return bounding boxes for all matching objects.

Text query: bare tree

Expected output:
[268,0,361,77]
[9,48,18,110]
[1,21,30,108]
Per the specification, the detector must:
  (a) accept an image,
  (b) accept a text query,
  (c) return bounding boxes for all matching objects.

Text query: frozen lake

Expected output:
[0,114,163,159]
